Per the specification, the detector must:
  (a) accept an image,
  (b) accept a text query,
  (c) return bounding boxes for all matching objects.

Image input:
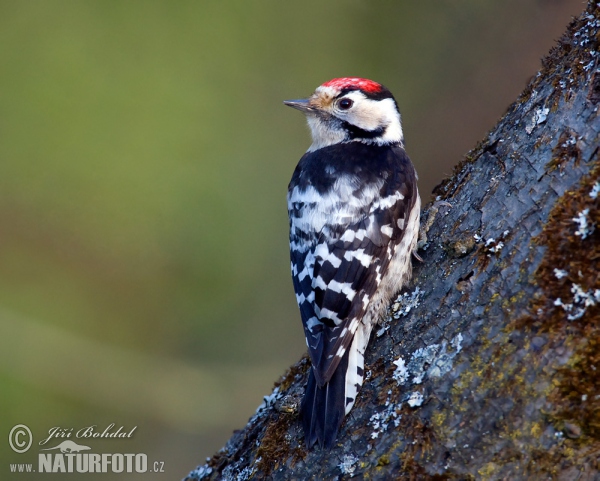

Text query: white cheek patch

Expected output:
[334,92,403,141]
[339,91,382,131]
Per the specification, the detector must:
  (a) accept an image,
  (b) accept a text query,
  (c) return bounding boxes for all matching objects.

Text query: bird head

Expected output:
[284,77,403,152]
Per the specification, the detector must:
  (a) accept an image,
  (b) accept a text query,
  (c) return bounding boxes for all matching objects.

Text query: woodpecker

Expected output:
[284,78,421,449]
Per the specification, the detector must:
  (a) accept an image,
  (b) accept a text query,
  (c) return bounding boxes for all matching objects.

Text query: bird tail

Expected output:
[301,348,349,449]
[301,322,370,449]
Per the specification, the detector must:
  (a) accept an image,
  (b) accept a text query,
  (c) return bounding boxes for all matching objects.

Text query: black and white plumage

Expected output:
[284,78,420,449]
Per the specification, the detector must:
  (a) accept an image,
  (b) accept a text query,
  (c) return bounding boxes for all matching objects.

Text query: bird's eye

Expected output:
[338,98,354,110]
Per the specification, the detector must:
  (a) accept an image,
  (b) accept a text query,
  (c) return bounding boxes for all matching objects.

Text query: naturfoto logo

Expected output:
[8,423,165,474]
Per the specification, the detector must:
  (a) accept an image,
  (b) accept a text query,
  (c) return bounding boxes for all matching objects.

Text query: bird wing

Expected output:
[290,155,417,386]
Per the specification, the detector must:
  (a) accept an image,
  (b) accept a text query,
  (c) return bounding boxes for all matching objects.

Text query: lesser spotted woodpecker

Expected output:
[284,78,421,448]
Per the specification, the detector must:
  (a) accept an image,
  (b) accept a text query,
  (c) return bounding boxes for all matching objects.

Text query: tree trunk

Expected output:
[186,3,600,479]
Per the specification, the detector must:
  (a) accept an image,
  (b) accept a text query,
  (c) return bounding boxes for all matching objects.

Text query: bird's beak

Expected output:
[283,98,314,113]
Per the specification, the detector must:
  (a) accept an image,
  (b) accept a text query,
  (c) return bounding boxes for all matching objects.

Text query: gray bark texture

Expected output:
[186,3,600,480]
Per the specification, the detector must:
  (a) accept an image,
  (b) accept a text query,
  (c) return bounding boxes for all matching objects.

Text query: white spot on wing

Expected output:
[344,248,373,267]
[380,224,393,237]
[372,191,404,211]
[297,266,310,281]
[306,317,320,331]
[326,280,357,301]
[313,276,328,290]
[320,308,343,325]
[340,230,356,242]
[354,229,367,241]
[362,294,369,308]
[314,243,343,268]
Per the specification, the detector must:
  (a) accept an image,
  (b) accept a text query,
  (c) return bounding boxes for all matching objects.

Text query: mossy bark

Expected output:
[186,3,600,479]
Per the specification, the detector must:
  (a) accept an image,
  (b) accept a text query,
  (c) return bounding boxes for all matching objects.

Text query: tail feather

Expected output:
[301,346,350,449]
[301,323,373,448]
[343,322,369,414]
[302,370,319,448]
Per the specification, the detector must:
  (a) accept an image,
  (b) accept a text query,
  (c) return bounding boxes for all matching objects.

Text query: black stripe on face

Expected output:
[338,86,394,102]
[341,121,385,140]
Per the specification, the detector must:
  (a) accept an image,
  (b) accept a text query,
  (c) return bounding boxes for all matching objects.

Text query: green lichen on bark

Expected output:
[519,162,600,471]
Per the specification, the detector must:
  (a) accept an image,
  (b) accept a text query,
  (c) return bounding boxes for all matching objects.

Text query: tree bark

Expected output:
[186,3,600,479]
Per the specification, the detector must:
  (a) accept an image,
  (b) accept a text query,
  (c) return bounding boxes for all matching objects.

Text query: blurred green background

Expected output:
[0,1,582,479]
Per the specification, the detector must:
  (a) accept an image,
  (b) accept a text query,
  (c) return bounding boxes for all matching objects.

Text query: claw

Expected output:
[412,251,424,262]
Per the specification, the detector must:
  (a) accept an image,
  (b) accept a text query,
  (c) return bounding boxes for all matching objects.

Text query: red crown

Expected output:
[321,77,382,94]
